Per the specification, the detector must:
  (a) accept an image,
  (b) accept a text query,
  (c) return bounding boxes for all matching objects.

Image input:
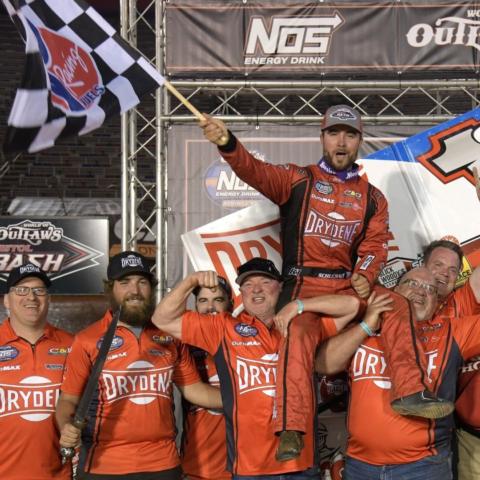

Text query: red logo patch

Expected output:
[31,21,104,113]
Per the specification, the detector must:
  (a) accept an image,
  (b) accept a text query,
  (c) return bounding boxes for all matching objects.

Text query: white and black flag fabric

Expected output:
[2,0,165,154]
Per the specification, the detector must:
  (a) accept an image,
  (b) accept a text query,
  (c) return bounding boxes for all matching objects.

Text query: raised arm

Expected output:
[199,113,230,146]
[469,167,480,303]
[315,292,393,374]
[152,271,219,339]
[199,114,301,206]
[273,294,361,337]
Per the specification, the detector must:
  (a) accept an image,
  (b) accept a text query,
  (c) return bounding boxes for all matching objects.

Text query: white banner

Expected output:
[182,200,281,306]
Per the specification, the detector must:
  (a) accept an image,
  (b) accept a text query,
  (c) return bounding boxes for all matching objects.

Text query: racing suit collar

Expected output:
[317,157,360,181]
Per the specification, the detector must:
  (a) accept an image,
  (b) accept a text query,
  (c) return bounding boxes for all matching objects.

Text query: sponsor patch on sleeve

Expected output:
[359,255,375,271]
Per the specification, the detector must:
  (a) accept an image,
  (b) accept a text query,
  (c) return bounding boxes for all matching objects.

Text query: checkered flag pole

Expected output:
[1,0,166,154]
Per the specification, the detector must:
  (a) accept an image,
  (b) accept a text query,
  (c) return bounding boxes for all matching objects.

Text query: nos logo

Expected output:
[245,14,344,55]
[28,20,105,114]
[418,118,480,187]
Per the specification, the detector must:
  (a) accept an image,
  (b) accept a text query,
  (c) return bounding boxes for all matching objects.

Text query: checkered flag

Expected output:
[2,0,164,154]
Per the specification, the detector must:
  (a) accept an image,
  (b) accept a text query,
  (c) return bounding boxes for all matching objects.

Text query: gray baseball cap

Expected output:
[321,105,362,134]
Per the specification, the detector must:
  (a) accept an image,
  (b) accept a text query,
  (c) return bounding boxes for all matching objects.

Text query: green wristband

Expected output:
[360,321,375,337]
[295,299,304,315]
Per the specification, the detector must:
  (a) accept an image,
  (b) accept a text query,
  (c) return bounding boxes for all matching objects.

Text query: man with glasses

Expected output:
[0,263,73,479]
[312,266,480,479]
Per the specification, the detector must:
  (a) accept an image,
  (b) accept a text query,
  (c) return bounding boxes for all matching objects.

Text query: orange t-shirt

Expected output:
[444,281,480,432]
[181,348,230,480]
[347,311,480,465]
[0,319,73,480]
[181,310,315,476]
[61,311,200,475]
[438,281,480,317]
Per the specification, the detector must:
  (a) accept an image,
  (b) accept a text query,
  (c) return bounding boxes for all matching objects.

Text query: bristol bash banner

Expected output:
[0,217,108,294]
[166,0,480,77]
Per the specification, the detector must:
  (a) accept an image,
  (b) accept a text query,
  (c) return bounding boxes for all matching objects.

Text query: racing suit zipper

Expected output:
[30,342,36,373]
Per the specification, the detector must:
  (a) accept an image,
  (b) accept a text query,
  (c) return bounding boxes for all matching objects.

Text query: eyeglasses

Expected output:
[10,286,48,296]
[400,278,437,295]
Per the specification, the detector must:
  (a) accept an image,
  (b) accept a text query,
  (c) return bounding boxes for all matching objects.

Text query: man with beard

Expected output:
[56,251,222,480]
[199,106,450,460]
[199,105,385,305]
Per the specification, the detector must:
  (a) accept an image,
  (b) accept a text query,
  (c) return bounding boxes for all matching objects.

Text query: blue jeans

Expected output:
[233,467,320,480]
[344,453,452,480]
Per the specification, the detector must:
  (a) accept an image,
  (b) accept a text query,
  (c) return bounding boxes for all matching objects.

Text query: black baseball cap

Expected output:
[193,275,233,299]
[235,257,282,286]
[6,263,51,290]
[107,251,154,282]
[321,104,363,134]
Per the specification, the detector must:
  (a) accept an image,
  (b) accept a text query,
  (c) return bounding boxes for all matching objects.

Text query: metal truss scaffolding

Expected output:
[120,0,480,296]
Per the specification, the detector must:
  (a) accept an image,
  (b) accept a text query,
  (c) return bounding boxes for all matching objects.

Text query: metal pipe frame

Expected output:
[156,0,168,297]
[119,0,129,251]
[120,1,480,289]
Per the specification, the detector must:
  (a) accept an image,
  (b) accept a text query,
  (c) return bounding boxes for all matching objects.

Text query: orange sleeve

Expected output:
[181,311,226,356]
[219,136,303,206]
[453,282,480,316]
[172,342,201,386]
[353,186,389,286]
[451,315,480,360]
[322,316,339,338]
[60,334,94,396]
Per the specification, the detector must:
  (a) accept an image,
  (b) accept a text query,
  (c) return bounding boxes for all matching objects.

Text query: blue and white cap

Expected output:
[7,263,51,290]
[107,251,153,281]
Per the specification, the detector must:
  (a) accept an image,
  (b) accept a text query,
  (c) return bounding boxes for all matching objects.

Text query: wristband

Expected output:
[295,299,304,315]
[359,321,375,337]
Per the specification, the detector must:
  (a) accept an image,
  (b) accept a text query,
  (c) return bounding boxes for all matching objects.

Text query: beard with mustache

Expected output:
[110,292,155,327]
[323,149,358,172]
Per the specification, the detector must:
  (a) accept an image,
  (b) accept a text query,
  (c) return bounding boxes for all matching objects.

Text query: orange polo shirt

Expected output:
[181,310,314,476]
[61,310,200,475]
[0,318,73,480]
[181,348,230,480]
